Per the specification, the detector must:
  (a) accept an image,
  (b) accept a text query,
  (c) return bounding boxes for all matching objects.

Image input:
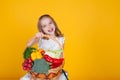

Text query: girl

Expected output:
[20,14,68,80]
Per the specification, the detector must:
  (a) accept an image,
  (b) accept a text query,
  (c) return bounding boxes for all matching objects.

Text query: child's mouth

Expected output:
[48,28,53,32]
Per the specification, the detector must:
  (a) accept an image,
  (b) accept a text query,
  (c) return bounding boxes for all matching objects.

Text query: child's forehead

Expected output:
[40,17,53,24]
[41,17,52,22]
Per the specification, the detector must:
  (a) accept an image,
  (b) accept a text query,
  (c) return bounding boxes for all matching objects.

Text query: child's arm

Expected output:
[26,36,38,47]
[26,32,43,48]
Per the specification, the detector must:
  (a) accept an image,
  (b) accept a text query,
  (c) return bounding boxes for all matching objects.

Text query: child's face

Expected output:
[40,17,55,36]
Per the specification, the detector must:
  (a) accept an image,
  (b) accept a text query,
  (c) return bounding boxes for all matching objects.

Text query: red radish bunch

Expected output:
[22,58,33,70]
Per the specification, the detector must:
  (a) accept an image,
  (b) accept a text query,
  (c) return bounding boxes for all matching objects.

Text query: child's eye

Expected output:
[49,22,52,24]
[42,25,46,28]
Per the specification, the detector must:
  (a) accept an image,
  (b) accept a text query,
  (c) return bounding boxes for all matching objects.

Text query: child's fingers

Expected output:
[35,32,43,38]
[35,33,40,38]
[40,32,44,37]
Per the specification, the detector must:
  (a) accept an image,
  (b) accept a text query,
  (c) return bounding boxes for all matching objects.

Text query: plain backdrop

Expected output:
[0,0,120,80]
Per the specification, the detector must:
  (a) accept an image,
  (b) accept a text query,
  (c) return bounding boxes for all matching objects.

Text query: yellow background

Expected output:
[0,0,120,80]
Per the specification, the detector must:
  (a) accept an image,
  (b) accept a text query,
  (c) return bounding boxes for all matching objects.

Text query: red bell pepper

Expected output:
[43,55,64,68]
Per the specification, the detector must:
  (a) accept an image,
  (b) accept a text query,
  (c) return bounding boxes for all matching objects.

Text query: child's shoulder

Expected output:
[57,36,65,44]
[57,36,65,40]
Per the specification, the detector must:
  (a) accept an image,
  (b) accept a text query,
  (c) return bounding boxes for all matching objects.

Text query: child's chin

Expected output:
[47,32,54,35]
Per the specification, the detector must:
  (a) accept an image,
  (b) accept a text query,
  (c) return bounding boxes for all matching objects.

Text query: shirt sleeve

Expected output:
[61,37,65,45]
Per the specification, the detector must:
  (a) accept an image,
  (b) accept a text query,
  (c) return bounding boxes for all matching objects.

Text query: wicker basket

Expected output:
[22,35,65,79]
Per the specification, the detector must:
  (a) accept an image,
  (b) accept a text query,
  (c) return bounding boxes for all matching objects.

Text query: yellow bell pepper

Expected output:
[31,50,43,60]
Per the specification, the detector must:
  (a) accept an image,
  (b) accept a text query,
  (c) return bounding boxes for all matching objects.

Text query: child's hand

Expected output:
[35,32,44,39]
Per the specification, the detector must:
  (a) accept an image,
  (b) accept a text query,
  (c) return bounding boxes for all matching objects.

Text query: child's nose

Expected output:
[48,25,52,28]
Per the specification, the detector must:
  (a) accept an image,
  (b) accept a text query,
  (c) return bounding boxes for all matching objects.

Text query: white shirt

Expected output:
[38,37,65,51]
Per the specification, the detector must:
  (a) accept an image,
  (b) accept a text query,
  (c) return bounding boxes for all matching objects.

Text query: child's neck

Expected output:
[49,35,56,38]
[48,33,56,37]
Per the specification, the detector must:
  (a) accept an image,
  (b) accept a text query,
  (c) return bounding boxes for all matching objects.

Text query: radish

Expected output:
[28,58,32,63]
[23,67,27,70]
[27,63,32,68]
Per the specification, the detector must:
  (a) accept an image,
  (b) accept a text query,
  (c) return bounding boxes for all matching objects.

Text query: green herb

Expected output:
[23,47,36,59]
